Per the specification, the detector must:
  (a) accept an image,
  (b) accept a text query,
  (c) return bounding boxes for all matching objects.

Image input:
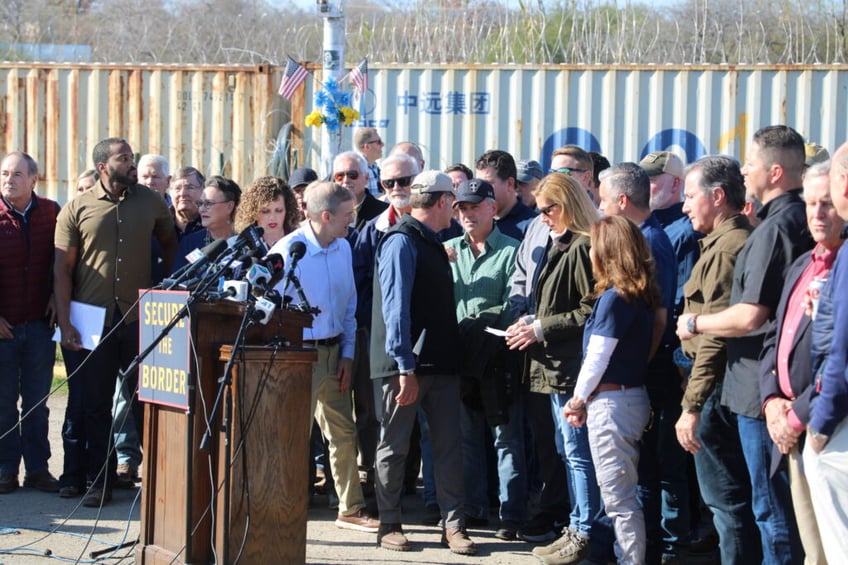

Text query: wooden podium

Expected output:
[135,301,316,565]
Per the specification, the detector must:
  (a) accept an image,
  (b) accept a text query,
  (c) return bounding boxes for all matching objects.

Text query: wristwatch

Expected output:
[808,428,829,442]
[686,315,700,335]
[399,369,416,376]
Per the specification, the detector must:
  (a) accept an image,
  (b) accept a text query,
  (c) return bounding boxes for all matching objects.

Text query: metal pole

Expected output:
[318,0,345,177]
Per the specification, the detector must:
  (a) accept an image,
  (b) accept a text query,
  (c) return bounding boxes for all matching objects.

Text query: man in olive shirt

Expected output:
[55,137,176,507]
[678,126,812,564]
[673,156,756,563]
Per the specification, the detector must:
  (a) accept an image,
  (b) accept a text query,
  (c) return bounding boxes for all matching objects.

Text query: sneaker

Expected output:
[441,526,477,555]
[538,528,590,564]
[335,508,380,533]
[533,528,574,556]
[59,485,82,498]
[421,503,441,526]
[82,486,112,508]
[495,521,520,540]
[116,463,139,482]
[0,473,18,494]
[23,471,59,493]
[518,511,567,543]
[378,526,411,551]
[327,490,339,510]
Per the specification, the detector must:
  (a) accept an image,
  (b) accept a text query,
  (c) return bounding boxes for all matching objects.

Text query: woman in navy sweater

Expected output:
[564,215,661,565]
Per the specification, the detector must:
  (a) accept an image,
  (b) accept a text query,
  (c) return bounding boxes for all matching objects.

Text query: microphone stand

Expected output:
[197,300,258,564]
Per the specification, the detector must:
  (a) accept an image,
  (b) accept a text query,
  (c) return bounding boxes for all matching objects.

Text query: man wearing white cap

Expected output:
[370,170,477,556]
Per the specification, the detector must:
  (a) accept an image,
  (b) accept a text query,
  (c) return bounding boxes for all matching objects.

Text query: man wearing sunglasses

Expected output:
[351,154,421,494]
[550,146,596,206]
[332,151,388,232]
[354,128,385,198]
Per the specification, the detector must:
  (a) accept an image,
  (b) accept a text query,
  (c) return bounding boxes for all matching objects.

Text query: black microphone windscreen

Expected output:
[201,238,229,261]
[290,240,307,260]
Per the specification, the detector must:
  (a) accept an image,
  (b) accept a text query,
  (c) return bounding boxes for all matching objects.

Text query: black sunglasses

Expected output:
[381,175,414,189]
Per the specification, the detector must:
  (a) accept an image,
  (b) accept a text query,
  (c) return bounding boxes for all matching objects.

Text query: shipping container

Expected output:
[3,62,848,204]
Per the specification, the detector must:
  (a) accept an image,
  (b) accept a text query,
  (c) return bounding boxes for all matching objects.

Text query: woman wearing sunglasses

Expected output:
[505,172,601,562]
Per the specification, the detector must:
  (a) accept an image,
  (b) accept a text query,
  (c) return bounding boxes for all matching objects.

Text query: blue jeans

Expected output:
[736,415,803,565]
[551,392,600,536]
[112,371,142,467]
[461,393,528,524]
[693,382,761,564]
[638,350,691,562]
[0,320,54,476]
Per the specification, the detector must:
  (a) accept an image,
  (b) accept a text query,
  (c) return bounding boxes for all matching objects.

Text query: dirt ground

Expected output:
[0,391,542,564]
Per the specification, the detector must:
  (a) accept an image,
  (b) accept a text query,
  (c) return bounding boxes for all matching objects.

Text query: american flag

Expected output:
[278,57,309,99]
[350,58,368,95]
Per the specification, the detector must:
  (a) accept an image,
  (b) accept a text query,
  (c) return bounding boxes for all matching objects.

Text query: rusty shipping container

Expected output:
[3,63,848,203]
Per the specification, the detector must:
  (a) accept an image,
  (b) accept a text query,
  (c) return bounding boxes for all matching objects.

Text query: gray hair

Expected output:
[380,153,421,176]
[2,151,38,176]
[333,151,368,174]
[685,155,746,212]
[171,166,205,186]
[598,162,650,209]
[306,181,354,219]
[803,160,832,200]
[138,154,170,176]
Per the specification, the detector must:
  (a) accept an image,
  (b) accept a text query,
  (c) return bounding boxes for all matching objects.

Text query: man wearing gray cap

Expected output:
[370,170,476,555]
[516,159,544,210]
[445,178,526,540]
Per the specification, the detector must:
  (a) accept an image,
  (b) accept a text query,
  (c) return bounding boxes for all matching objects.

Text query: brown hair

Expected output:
[235,176,299,235]
[590,215,661,310]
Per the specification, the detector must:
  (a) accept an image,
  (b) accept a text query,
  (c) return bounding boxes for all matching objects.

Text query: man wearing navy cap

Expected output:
[516,160,544,210]
[445,179,526,540]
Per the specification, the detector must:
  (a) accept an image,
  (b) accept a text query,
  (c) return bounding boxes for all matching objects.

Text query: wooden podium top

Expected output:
[190,301,313,348]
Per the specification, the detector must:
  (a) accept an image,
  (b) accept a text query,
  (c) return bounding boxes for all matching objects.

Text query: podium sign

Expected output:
[138,290,191,409]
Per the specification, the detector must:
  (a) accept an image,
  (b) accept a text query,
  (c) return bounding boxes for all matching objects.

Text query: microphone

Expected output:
[164,239,229,289]
[280,241,316,313]
[263,253,285,289]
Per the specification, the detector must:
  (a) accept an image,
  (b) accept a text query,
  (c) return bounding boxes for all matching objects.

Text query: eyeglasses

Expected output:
[549,167,587,176]
[539,203,560,217]
[198,200,229,209]
[333,170,360,181]
[366,138,384,146]
[381,175,414,189]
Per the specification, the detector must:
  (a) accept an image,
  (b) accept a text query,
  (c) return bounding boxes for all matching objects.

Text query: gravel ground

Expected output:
[0,392,543,564]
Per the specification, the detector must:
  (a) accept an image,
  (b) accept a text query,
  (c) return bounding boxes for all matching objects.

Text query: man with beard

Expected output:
[55,137,176,507]
[352,153,420,497]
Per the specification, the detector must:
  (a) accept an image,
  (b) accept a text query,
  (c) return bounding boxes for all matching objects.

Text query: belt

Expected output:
[593,383,641,395]
[304,335,341,347]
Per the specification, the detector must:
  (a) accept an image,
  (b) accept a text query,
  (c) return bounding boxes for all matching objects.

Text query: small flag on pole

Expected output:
[350,58,368,95]
[278,57,309,99]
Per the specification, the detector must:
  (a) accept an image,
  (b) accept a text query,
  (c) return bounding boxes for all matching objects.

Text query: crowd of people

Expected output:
[0,123,846,564]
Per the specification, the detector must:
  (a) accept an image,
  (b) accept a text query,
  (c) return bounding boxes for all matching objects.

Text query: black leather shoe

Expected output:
[23,471,59,493]
[0,473,18,494]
